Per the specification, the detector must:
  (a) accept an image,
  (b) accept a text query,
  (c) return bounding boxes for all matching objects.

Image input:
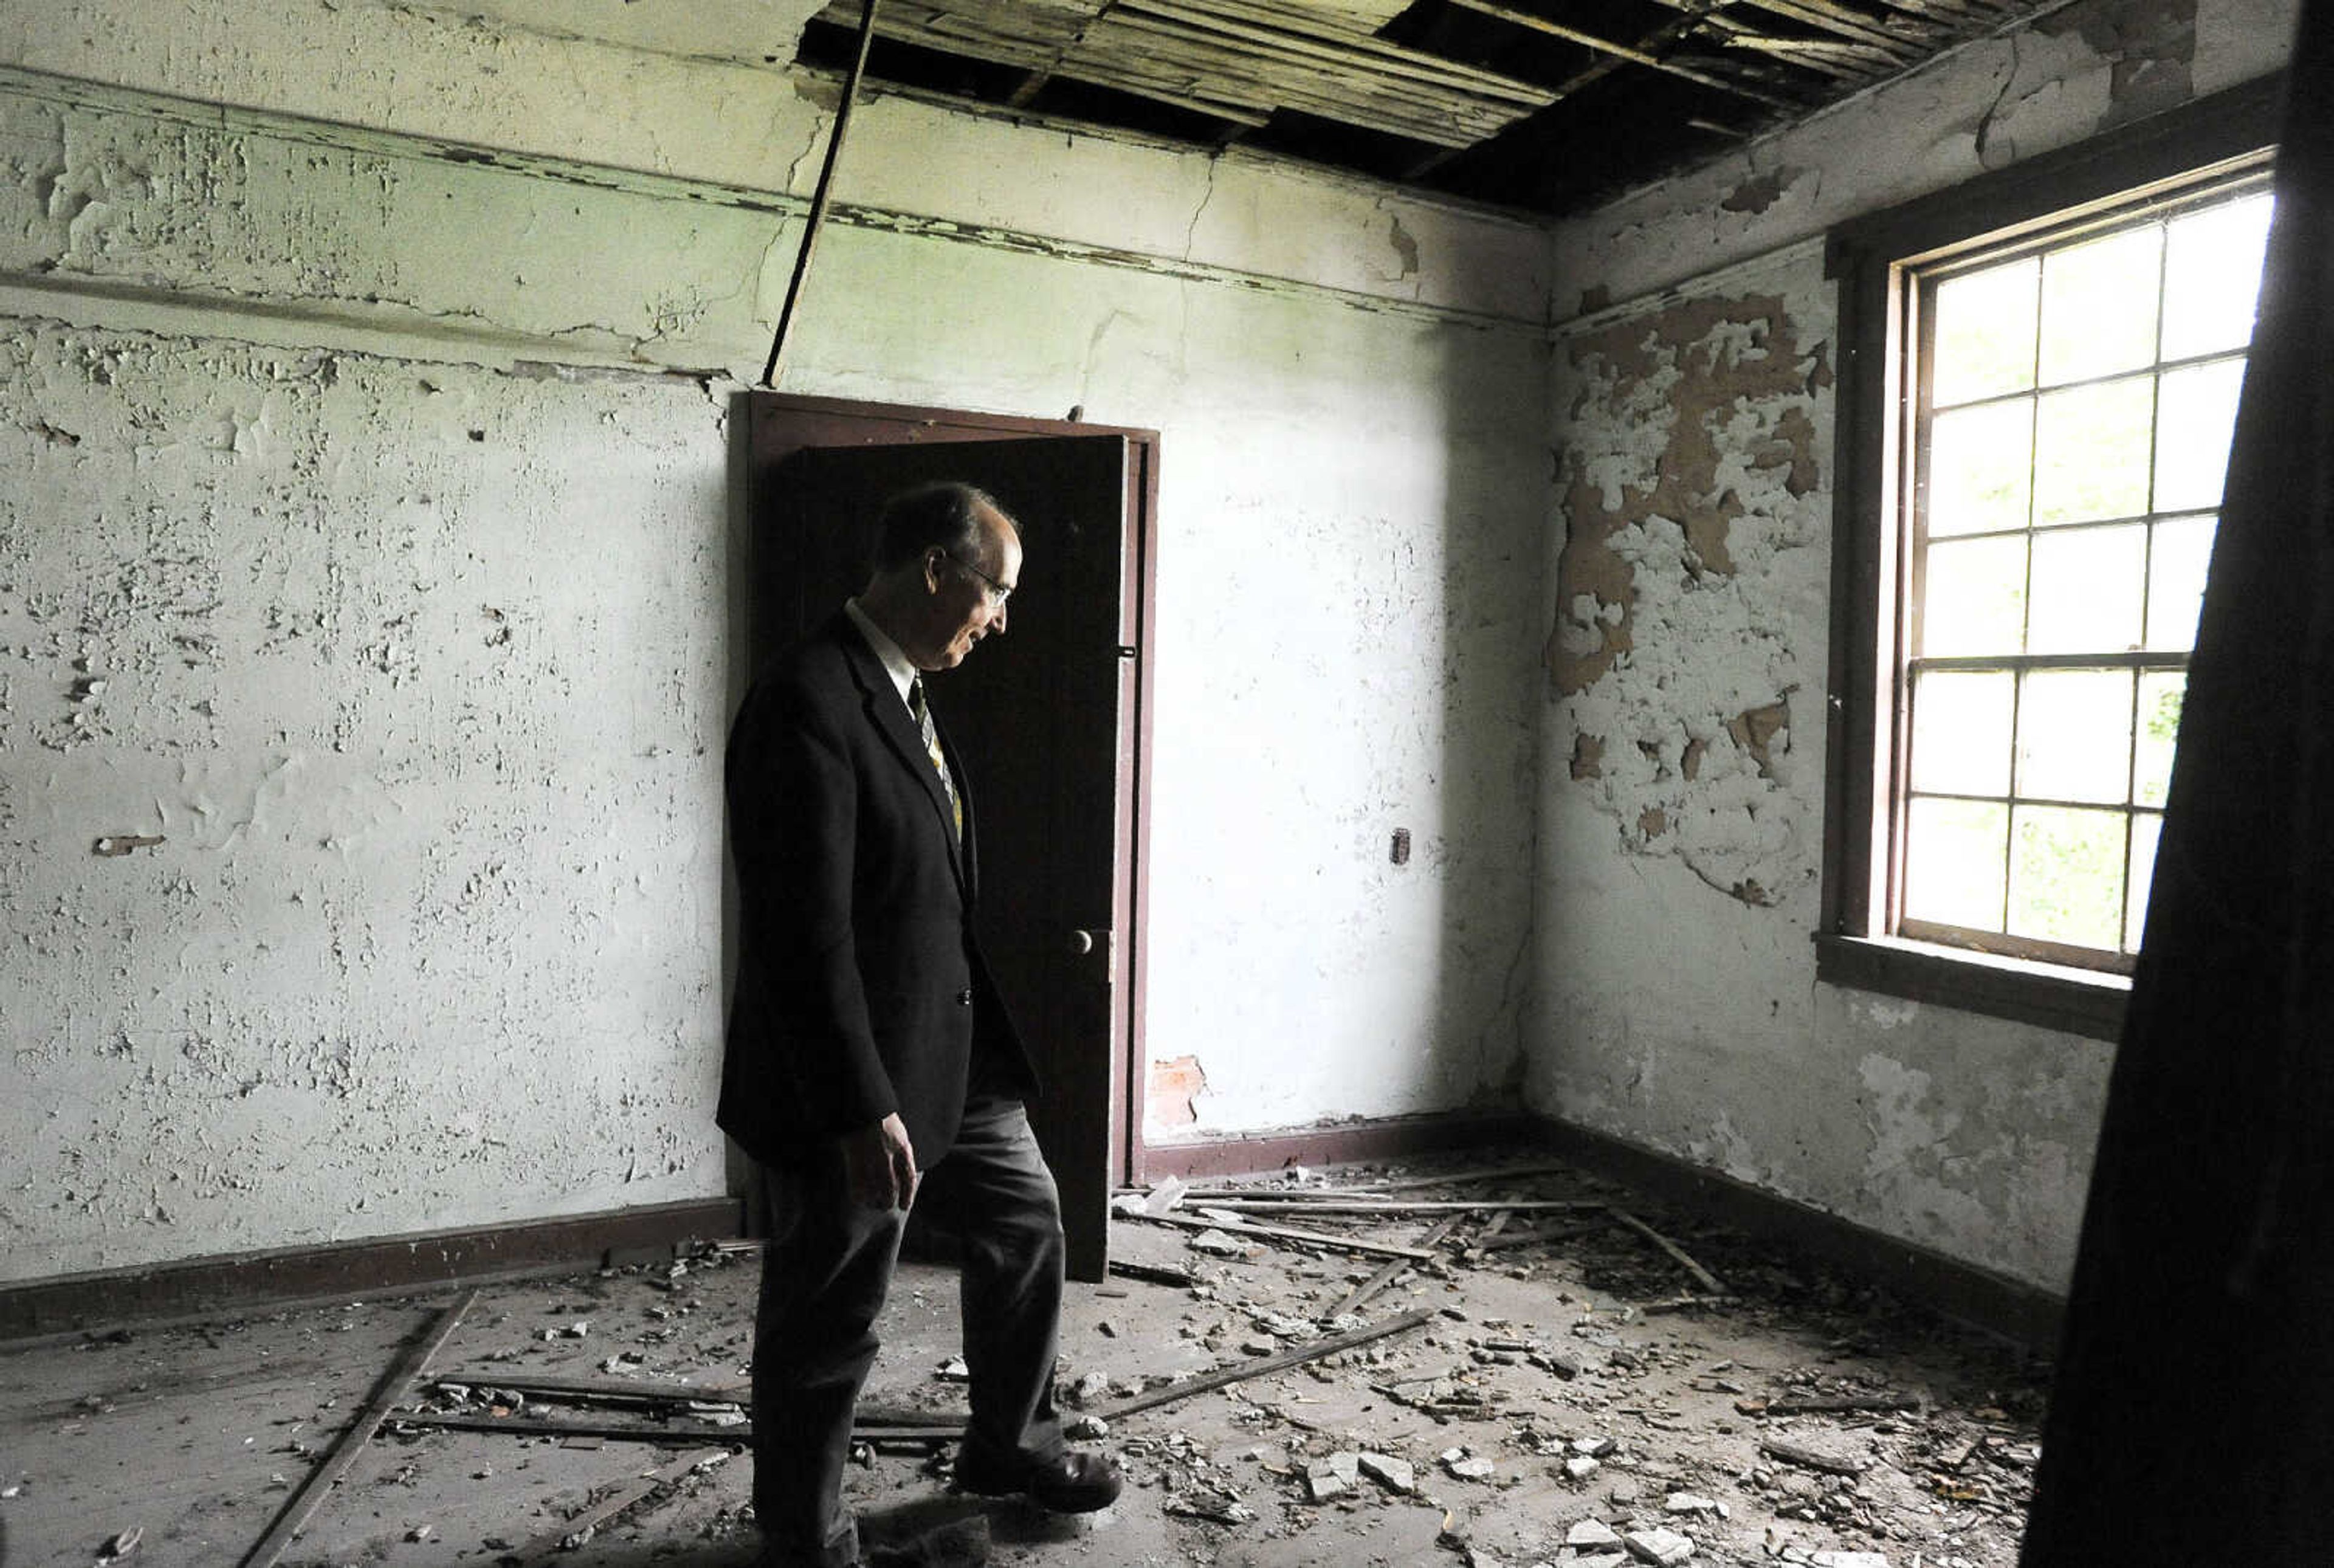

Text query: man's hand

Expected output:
[841,1113,918,1209]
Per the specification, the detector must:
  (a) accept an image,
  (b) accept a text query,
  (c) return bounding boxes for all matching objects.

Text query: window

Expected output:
[1821,79,2283,1039]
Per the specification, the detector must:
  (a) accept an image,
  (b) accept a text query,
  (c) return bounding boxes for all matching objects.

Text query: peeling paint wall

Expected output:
[1550,0,2297,312]
[0,7,1548,1281]
[1532,0,2288,1293]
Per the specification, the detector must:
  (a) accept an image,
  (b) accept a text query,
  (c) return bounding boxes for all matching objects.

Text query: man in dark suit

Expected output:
[720,482,1121,1568]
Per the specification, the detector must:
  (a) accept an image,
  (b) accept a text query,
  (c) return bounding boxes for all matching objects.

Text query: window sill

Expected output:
[1814,933,2128,1042]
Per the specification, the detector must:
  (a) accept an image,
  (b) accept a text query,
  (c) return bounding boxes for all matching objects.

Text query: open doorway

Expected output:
[739,394,1159,1282]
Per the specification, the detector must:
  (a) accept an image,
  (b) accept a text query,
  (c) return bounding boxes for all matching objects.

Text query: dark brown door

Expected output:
[745,405,1149,1283]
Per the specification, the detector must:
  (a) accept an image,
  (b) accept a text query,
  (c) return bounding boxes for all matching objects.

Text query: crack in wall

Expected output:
[1183,153,1220,263]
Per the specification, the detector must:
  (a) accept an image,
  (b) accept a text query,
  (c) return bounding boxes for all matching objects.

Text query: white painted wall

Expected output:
[1532,0,2298,1292]
[0,4,1549,1281]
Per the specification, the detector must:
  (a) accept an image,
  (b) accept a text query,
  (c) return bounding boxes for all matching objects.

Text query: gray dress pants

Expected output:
[751,1096,1068,1568]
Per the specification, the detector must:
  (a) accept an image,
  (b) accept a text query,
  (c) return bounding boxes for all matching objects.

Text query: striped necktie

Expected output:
[907,676,962,842]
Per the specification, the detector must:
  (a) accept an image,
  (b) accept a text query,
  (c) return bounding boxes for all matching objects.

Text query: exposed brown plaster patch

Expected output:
[1721,168,1796,215]
[1387,214,1421,280]
[1731,877,1771,906]
[2039,0,2197,128]
[1727,699,1791,779]
[1761,407,1821,498]
[1547,472,1638,694]
[1682,737,1708,782]
[1639,806,1669,838]
[1571,732,1605,780]
[1148,1054,1207,1126]
[1551,296,1830,694]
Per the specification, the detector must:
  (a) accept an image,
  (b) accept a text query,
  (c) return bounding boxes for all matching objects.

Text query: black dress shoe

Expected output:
[954,1446,1123,1513]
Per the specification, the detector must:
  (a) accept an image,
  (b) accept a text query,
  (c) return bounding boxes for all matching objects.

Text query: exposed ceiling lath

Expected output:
[813,0,1558,146]
[797,0,2050,213]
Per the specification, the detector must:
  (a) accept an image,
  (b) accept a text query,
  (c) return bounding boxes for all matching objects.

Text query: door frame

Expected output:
[740,393,1160,1194]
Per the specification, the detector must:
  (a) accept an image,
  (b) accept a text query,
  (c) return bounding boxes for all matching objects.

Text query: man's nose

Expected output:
[992,599,1008,634]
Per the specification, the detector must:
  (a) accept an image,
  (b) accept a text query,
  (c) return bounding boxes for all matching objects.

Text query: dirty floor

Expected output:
[0,1154,2048,1567]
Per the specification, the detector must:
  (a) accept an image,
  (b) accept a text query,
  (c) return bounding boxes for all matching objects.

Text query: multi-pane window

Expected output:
[1893,177,2273,971]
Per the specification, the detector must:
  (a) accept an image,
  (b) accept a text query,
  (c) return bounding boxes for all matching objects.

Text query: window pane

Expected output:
[1933,258,2039,405]
[2017,669,2134,805]
[1904,797,2008,930]
[2035,377,2155,526]
[2039,225,2164,387]
[2146,514,2215,651]
[2134,671,2185,807]
[2162,194,2271,360]
[2028,523,2146,655]
[1910,670,2014,796]
[2009,804,2127,948]
[2154,357,2246,512]
[1921,535,2029,656]
[2125,811,2163,953]
[1928,401,2034,537]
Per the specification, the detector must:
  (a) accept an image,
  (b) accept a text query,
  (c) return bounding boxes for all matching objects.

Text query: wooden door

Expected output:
[744,396,1156,1283]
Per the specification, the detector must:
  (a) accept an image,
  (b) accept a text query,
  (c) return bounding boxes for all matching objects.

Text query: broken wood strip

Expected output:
[1048,72,1277,127]
[901,17,1293,126]
[389,1411,753,1444]
[1006,0,1134,107]
[1727,0,1929,58]
[1441,0,1803,110]
[1070,23,1507,142]
[1371,1159,1594,1192]
[1331,1214,1464,1318]
[1096,1307,1438,1421]
[1470,1219,1606,1253]
[1115,0,1555,103]
[1132,1210,1439,1260]
[1609,1209,1729,1296]
[510,1447,733,1558]
[1107,1258,1200,1288]
[1719,32,1904,60]
[893,0,1521,139]
[239,1289,480,1568]
[1534,0,1803,114]
[1194,1197,1607,1216]
[937,35,1281,126]
[1640,1293,1741,1315]
[1083,32,1502,134]
[1081,27,1523,138]
[1690,30,1887,83]
[1755,1391,1923,1416]
[430,1371,747,1405]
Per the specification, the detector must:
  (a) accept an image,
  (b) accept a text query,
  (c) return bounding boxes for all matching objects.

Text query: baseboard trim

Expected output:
[0,1197,743,1346]
[1527,1118,2067,1353]
[1136,1110,1542,1183]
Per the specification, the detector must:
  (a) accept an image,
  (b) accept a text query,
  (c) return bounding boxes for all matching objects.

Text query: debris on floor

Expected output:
[0,1150,2047,1566]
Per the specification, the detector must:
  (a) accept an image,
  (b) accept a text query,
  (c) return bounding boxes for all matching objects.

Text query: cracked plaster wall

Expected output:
[0,8,1547,1279]
[1549,0,2298,315]
[1526,0,2293,1293]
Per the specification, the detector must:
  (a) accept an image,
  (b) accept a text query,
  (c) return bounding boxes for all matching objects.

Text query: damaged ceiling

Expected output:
[794,0,2069,214]
[435,0,2071,216]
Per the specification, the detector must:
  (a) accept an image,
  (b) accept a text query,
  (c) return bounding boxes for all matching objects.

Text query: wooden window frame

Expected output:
[1818,77,2284,1042]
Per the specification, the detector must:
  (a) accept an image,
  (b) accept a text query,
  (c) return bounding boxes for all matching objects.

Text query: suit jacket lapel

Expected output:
[832,615,969,891]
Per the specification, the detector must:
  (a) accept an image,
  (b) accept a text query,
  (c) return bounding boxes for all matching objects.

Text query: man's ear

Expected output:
[922,548,946,594]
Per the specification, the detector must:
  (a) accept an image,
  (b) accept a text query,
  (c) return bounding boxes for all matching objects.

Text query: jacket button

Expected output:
[956,988,974,1006]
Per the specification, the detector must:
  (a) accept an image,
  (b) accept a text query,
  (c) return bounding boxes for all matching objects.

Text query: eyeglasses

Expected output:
[945,553,1014,607]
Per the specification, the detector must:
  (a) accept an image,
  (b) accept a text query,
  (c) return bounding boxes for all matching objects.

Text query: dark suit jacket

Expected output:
[718,610,1036,1170]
